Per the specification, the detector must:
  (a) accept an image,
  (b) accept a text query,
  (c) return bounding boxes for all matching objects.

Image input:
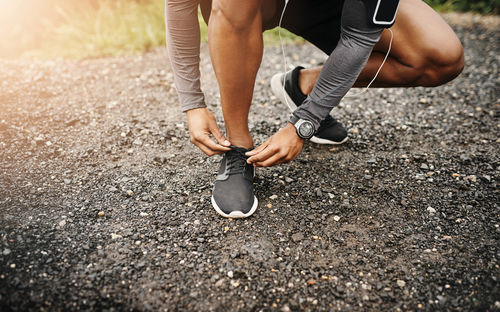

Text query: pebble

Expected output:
[111,233,122,240]
[3,249,11,256]
[269,195,278,200]
[58,220,66,228]
[333,216,341,222]
[139,212,149,217]
[97,211,105,217]
[126,190,134,196]
[285,177,293,183]
[427,207,436,214]
[466,175,477,183]
[291,233,304,243]
[227,271,234,278]
[397,280,406,287]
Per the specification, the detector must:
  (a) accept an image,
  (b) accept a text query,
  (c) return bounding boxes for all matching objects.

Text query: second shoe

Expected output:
[271,66,348,145]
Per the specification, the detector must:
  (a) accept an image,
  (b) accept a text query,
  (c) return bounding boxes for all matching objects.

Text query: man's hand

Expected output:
[246,123,304,167]
[186,108,231,156]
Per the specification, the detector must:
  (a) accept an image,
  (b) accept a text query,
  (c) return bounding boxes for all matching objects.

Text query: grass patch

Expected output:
[34,0,166,58]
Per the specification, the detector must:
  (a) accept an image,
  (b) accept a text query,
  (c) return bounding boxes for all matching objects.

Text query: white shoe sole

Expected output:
[271,72,348,145]
[211,195,258,219]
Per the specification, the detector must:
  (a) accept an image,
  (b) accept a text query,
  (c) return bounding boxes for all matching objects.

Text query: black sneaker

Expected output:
[270,66,348,145]
[211,146,258,218]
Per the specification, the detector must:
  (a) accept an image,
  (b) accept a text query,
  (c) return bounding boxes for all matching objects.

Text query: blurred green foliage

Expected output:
[0,0,497,59]
[424,0,500,14]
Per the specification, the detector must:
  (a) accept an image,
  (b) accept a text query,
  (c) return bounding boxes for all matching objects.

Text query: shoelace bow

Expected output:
[226,149,249,175]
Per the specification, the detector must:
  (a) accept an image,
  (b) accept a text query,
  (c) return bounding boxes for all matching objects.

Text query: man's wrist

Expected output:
[288,114,315,139]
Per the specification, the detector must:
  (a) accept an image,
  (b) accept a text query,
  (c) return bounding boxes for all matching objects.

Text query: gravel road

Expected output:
[1,15,499,311]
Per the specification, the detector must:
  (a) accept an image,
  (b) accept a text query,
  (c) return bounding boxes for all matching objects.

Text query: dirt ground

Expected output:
[0,14,499,311]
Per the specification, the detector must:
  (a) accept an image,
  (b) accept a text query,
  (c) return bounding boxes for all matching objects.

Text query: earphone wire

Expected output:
[278,0,393,101]
[278,0,292,109]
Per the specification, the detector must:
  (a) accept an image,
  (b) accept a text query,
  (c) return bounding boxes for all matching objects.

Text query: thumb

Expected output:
[210,125,230,147]
[246,140,268,156]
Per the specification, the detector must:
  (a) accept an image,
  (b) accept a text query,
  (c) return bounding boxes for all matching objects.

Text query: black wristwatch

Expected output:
[289,115,315,139]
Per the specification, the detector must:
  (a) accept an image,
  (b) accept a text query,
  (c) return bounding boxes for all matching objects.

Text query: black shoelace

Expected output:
[225,148,249,175]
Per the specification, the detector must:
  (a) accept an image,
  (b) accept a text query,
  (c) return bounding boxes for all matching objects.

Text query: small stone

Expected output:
[420,164,429,170]
[227,271,234,278]
[58,220,66,228]
[10,263,16,269]
[427,206,436,214]
[230,280,240,287]
[316,189,322,197]
[466,175,477,183]
[126,190,134,196]
[419,98,428,104]
[267,203,273,209]
[108,186,118,192]
[193,220,201,226]
[133,138,142,146]
[367,158,377,164]
[2,249,11,256]
[351,128,359,134]
[64,179,71,185]
[397,280,406,287]
[97,211,105,217]
[306,279,317,285]
[111,233,122,240]
[291,233,304,243]
[139,212,148,217]
[269,195,278,200]
[333,216,341,222]
[215,279,224,287]
[285,177,293,183]
[224,226,230,233]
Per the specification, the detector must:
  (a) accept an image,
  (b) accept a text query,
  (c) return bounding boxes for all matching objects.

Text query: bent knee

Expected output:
[419,40,464,86]
[211,0,262,31]
[426,44,464,86]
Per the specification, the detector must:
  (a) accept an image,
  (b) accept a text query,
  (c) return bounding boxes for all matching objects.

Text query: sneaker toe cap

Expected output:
[212,179,255,216]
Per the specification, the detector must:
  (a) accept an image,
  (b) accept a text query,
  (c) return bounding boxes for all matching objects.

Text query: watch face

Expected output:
[299,121,314,138]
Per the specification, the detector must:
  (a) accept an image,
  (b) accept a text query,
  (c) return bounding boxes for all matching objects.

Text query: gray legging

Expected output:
[293,0,385,130]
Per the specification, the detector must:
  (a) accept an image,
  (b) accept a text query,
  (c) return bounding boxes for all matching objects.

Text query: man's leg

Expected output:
[207,0,264,149]
[297,0,464,95]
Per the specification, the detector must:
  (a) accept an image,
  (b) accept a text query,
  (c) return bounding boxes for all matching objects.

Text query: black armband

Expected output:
[363,0,400,28]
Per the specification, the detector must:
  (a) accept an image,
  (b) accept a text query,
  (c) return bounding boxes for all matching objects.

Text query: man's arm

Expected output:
[165,0,230,155]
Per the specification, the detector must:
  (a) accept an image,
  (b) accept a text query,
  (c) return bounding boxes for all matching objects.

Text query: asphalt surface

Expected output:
[1,15,499,311]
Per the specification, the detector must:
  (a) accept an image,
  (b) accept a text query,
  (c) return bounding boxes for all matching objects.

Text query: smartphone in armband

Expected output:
[363,0,400,28]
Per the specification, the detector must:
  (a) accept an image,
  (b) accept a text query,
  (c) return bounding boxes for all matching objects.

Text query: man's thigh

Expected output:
[278,0,345,54]
[374,0,463,68]
[202,0,345,55]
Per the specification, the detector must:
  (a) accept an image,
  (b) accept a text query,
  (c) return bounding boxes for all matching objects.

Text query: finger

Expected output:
[210,126,231,147]
[255,153,286,167]
[198,134,231,153]
[246,140,269,156]
[247,145,276,164]
[195,141,217,156]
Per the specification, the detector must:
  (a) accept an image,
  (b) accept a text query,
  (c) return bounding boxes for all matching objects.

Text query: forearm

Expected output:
[165,0,206,112]
[293,0,384,130]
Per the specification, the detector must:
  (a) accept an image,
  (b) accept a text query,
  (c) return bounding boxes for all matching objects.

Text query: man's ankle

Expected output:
[227,138,253,150]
